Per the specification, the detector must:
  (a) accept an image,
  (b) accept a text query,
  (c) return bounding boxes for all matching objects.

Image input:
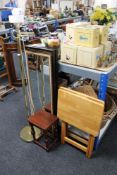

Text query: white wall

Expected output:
[60,0,74,11]
[94,0,117,8]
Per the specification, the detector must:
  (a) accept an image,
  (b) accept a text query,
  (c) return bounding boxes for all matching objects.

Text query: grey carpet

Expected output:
[0,67,117,175]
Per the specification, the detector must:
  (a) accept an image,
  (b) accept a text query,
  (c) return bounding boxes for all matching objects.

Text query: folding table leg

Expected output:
[86,135,95,158]
[61,121,67,144]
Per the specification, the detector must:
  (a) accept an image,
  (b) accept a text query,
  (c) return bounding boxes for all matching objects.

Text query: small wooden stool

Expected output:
[28,110,58,151]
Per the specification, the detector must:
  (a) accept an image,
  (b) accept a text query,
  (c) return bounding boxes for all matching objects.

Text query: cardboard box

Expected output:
[96,25,108,44]
[77,45,104,68]
[66,25,100,48]
[61,43,77,65]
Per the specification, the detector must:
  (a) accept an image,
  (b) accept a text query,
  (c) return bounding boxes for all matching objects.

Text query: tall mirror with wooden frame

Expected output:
[25,50,54,115]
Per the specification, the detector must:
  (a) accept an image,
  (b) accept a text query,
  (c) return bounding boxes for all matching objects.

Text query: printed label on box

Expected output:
[80,36,89,41]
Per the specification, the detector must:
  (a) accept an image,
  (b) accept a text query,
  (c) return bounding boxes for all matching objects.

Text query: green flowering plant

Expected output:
[90,7,116,25]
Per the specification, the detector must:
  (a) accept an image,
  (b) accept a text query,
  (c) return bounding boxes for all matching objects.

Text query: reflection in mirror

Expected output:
[26,53,53,115]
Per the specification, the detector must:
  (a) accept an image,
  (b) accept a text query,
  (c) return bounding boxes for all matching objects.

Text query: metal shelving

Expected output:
[24,16,81,26]
[45,16,81,25]
[59,62,117,81]
[58,61,117,149]
[59,62,105,81]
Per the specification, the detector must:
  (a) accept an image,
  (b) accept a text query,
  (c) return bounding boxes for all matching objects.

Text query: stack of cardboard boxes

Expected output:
[61,22,112,68]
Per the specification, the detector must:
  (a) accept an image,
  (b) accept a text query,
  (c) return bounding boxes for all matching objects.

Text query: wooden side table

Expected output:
[58,87,104,158]
[28,110,58,151]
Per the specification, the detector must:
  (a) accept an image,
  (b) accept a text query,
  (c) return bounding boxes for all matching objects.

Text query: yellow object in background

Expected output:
[49,9,60,19]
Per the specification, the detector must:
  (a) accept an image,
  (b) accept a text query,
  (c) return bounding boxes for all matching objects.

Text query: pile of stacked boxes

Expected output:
[60,22,112,69]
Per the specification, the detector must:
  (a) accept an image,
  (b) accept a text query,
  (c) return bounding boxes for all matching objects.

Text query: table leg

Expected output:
[44,130,49,151]
[61,121,67,144]
[86,135,95,158]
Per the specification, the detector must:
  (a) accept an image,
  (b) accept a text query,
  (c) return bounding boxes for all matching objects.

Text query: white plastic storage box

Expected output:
[77,45,104,68]
[66,25,100,48]
[60,43,78,65]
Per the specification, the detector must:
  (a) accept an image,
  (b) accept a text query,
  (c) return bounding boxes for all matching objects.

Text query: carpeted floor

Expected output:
[0,66,117,175]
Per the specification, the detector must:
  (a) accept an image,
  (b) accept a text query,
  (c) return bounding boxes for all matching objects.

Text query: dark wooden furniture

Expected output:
[0,37,17,98]
[0,37,8,79]
[2,38,43,86]
[25,46,58,115]
[25,46,59,150]
[3,42,22,87]
[0,37,22,87]
[28,110,58,151]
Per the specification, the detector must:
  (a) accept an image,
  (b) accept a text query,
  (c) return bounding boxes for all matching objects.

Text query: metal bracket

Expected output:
[94,73,109,150]
[98,73,108,101]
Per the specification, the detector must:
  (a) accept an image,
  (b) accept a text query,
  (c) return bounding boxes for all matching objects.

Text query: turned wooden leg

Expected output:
[55,121,58,140]
[86,135,95,158]
[61,121,67,144]
[44,130,49,151]
[30,123,36,140]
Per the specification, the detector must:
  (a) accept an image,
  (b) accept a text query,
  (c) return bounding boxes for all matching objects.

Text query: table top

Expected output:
[25,44,59,53]
[28,110,58,130]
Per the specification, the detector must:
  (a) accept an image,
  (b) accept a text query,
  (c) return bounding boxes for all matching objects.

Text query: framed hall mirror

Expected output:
[25,46,56,115]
